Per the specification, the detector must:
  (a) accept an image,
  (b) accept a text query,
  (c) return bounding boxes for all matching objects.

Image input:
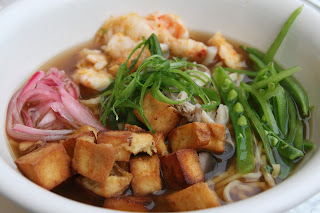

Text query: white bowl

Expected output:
[0,0,320,212]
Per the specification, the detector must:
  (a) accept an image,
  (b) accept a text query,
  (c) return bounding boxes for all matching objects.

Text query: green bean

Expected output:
[303,140,314,152]
[263,5,303,63]
[214,67,255,174]
[251,66,301,90]
[273,86,288,136]
[241,82,279,134]
[223,67,258,76]
[293,119,303,151]
[238,87,276,165]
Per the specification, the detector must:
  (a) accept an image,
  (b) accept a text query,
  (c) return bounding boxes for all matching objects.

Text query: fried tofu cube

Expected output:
[128,133,156,156]
[165,182,221,211]
[77,163,132,198]
[153,133,168,157]
[97,131,132,161]
[125,124,146,133]
[130,154,162,196]
[72,140,115,183]
[18,140,44,155]
[98,131,156,159]
[168,122,226,154]
[15,143,71,190]
[62,131,96,159]
[160,149,204,189]
[71,125,98,137]
[104,196,153,212]
[134,92,181,136]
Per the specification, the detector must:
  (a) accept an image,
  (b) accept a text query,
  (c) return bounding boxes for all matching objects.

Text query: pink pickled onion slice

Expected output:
[6,68,105,142]
[59,87,106,131]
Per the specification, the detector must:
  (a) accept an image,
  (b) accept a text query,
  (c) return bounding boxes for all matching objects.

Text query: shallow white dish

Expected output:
[0,0,320,212]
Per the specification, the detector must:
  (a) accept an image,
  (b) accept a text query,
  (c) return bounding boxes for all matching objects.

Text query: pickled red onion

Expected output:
[6,68,106,141]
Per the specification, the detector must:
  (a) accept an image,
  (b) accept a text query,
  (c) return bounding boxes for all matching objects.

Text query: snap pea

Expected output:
[263,84,281,100]
[213,67,255,174]
[263,5,303,64]
[251,66,301,90]
[303,140,314,152]
[249,54,265,70]
[273,87,288,136]
[280,76,309,117]
[286,95,297,143]
[223,67,258,77]
[238,87,276,165]
[261,120,304,160]
[241,83,279,134]
[293,119,304,151]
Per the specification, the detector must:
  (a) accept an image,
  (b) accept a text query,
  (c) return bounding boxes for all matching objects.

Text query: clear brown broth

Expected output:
[7,30,311,212]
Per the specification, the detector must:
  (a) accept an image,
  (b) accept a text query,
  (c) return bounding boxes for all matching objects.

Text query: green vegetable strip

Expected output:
[251,66,301,89]
[223,67,258,76]
[240,45,265,59]
[259,119,304,160]
[263,5,303,63]
[303,140,314,152]
[214,67,255,174]
[286,95,297,143]
[263,84,281,100]
[241,82,279,134]
[238,87,276,165]
[293,119,303,151]
[249,54,265,70]
[252,63,272,84]
[280,75,309,117]
[273,86,288,136]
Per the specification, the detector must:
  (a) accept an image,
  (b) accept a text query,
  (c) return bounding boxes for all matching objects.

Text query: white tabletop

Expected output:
[0,0,320,212]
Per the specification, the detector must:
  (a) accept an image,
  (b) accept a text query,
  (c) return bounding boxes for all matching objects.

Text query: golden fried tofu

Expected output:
[104,196,153,212]
[165,182,221,211]
[127,133,156,156]
[71,125,98,137]
[160,149,204,189]
[125,124,146,133]
[77,163,132,198]
[208,31,243,69]
[15,143,71,190]
[72,140,115,183]
[62,131,96,159]
[134,92,181,136]
[153,133,168,157]
[130,154,162,196]
[97,130,156,159]
[97,131,132,161]
[168,122,226,154]
[18,140,44,155]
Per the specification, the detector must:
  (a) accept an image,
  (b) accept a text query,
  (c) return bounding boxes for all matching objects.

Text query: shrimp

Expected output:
[101,33,150,66]
[95,13,211,63]
[95,13,155,44]
[72,49,113,91]
[208,31,245,69]
[168,38,208,63]
[146,12,189,39]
